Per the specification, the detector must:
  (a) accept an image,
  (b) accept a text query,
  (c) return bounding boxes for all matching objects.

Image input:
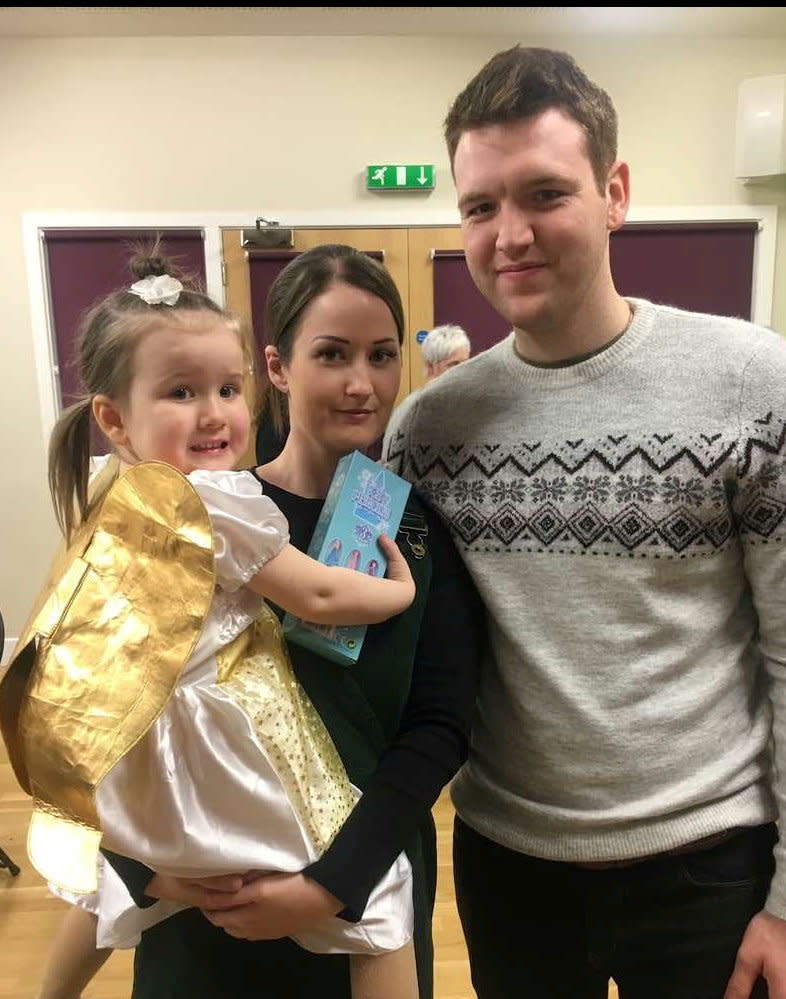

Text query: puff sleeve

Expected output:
[188,469,289,592]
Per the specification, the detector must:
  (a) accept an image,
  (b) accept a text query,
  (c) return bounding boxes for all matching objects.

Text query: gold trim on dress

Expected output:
[217,605,356,853]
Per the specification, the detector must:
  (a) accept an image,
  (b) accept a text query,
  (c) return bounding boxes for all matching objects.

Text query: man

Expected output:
[382,324,471,455]
[384,45,786,999]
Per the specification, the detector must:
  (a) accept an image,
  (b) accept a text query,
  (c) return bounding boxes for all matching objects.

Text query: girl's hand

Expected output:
[378,534,416,613]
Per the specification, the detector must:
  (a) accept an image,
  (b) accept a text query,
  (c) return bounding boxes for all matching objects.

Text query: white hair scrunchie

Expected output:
[129,274,183,306]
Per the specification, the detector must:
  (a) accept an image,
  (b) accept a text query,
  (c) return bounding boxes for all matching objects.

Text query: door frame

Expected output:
[23,204,778,452]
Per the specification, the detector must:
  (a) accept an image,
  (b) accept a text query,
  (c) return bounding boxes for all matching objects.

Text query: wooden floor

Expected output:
[1,744,617,998]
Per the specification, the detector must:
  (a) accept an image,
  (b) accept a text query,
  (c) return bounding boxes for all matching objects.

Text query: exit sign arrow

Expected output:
[366,164,435,191]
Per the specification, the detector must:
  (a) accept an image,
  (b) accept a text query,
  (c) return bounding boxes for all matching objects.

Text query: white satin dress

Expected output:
[65,467,413,955]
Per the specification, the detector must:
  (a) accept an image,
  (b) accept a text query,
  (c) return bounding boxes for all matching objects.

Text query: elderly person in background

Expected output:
[383,324,471,454]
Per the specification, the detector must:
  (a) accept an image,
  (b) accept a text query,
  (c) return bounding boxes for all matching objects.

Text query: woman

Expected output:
[102,244,483,998]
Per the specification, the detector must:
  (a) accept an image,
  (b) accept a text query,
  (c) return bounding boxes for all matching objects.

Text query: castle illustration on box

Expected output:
[283,450,411,665]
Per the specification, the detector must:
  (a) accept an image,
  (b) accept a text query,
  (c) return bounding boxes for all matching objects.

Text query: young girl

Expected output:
[9,249,420,999]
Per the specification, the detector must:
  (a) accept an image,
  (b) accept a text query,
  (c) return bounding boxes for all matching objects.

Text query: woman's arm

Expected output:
[246,535,415,625]
[303,506,483,919]
[200,505,483,938]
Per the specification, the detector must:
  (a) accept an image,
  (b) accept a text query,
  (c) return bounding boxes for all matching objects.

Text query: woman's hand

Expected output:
[145,872,246,911]
[200,871,344,940]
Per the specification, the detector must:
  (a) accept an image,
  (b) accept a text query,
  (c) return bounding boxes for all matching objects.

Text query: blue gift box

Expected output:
[282,450,411,665]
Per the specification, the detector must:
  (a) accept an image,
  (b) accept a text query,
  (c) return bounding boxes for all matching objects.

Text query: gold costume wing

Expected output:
[0,461,215,892]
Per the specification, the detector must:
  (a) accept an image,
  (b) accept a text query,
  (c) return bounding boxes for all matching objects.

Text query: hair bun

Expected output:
[129,251,174,281]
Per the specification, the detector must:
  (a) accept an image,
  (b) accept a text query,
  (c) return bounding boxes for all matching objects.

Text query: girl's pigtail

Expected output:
[48,397,94,540]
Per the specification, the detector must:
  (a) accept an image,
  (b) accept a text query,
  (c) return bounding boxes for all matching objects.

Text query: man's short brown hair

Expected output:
[444,46,618,193]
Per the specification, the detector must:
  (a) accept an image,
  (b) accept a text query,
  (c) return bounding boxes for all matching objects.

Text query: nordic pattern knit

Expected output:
[384,297,786,919]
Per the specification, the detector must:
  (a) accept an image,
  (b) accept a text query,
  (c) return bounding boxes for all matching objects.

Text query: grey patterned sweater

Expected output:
[384,297,786,918]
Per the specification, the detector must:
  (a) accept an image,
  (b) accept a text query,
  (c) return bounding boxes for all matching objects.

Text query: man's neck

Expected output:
[513,295,633,366]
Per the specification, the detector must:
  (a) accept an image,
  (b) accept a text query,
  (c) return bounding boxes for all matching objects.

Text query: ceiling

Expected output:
[2,6,786,39]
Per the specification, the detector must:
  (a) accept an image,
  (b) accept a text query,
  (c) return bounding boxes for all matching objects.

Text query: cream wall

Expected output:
[1,32,785,640]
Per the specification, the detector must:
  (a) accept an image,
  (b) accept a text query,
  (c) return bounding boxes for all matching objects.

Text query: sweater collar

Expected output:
[500,298,654,387]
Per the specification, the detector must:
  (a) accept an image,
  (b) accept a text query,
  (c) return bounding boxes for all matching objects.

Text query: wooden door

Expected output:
[223,227,412,466]
[407,226,463,392]
[407,226,514,390]
[224,224,506,433]
[223,227,411,395]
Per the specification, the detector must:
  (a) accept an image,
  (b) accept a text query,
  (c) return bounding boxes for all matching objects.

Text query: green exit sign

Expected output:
[367,164,435,191]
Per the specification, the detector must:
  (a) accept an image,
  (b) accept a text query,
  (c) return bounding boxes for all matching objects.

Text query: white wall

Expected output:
[1,32,785,638]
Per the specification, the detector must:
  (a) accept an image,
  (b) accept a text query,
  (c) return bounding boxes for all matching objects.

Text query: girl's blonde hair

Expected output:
[49,241,252,540]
